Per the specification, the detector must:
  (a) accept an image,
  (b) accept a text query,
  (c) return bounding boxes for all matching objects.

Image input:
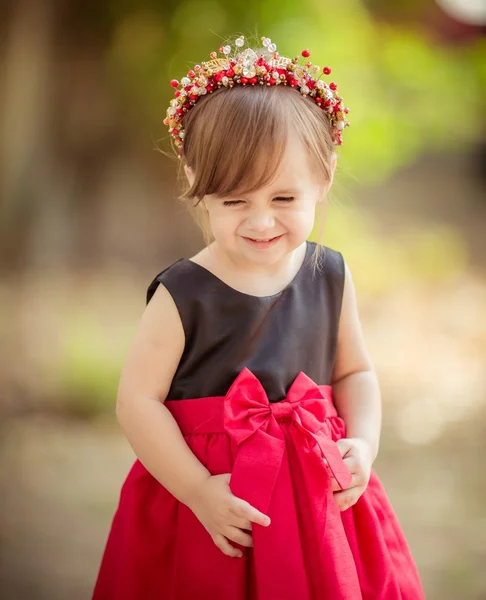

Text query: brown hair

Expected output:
[177,83,335,261]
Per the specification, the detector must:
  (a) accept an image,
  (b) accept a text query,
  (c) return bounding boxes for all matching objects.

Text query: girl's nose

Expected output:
[246,210,275,232]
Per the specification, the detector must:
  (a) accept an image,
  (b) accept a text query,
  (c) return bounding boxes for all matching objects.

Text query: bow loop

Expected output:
[224,368,273,445]
[223,368,351,514]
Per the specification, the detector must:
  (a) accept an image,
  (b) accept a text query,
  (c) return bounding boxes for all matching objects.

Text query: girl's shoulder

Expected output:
[309,242,345,284]
[146,258,195,306]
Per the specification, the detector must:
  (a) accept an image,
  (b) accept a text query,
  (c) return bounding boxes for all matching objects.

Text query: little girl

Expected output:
[93,36,425,599]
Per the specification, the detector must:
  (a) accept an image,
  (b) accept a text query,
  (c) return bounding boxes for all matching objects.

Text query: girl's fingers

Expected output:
[333,487,363,511]
[342,455,359,474]
[232,499,271,527]
[224,526,253,548]
[329,472,362,492]
[325,458,362,491]
[212,534,243,558]
[230,516,252,531]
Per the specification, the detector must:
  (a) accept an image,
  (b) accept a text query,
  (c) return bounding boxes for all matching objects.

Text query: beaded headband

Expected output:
[164,36,350,154]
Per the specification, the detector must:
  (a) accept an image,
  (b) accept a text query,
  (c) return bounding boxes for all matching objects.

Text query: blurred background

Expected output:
[0,0,485,598]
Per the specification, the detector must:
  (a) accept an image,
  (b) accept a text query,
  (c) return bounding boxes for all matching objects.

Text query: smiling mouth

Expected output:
[246,235,282,242]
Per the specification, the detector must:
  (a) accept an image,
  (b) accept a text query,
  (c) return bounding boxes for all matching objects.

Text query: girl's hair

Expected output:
[177,83,335,264]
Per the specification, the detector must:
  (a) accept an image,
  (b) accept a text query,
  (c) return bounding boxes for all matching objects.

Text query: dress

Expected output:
[93,242,425,600]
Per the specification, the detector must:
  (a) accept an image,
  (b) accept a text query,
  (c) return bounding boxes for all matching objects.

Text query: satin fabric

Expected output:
[93,369,424,600]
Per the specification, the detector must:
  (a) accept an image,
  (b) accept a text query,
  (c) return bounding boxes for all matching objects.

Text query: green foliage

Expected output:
[56,314,126,419]
[315,204,468,294]
[105,0,484,183]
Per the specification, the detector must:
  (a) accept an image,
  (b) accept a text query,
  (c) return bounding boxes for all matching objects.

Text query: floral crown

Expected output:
[164,36,350,154]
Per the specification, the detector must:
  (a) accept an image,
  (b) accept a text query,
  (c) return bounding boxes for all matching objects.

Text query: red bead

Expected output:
[171,128,178,135]
[301,49,310,58]
[344,107,349,113]
[187,70,195,78]
[249,77,257,85]
[305,62,312,68]
[315,97,322,104]
[163,118,169,125]
[170,79,179,88]
[240,77,248,84]
[323,66,331,75]
[210,51,217,59]
[219,46,224,53]
[329,82,337,90]
[175,90,180,97]
[226,68,234,78]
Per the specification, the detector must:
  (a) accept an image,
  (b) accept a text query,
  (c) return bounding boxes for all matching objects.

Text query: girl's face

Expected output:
[188,131,336,268]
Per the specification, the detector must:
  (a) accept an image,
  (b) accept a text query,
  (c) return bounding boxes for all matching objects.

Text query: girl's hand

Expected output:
[187,473,271,558]
[327,437,373,511]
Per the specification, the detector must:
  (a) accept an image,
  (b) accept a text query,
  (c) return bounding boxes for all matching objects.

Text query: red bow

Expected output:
[223,368,351,515]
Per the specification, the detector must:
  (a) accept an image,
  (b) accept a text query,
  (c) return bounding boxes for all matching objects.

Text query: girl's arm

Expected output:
[331,262,382,463]
[115,284,210,505]
[115,283,270,556]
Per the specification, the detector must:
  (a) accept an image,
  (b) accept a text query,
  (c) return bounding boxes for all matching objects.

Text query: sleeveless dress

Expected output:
[93,242,424,600]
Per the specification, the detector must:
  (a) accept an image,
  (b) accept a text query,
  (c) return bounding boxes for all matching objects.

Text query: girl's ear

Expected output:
[184,165,195,186]
[184,165,207,210]
[328,152,338,188]
[317,153,338,203]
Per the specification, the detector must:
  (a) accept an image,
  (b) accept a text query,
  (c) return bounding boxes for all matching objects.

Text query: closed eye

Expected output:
[223,200,245,206]
[223,196,294,206]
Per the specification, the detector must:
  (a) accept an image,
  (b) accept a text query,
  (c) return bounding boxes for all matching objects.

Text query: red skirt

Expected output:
[93,368,424,600]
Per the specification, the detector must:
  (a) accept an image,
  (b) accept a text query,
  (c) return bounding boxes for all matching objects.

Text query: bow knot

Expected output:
[223,368,351,514]
[271,401,294,420]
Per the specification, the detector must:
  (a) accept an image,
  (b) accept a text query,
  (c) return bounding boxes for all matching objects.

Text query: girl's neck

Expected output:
[190,241,308,297]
